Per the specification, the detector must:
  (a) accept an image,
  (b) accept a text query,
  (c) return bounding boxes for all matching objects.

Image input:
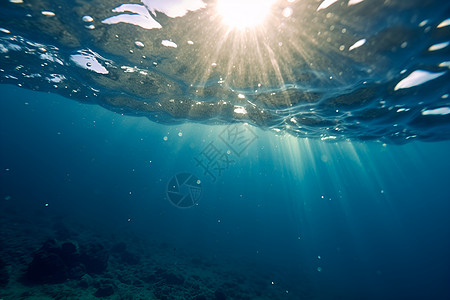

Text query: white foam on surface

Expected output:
[0,44,8,53]
[142,0,206,18]
[234,106,247,114]
[41,11,55,16]
[102,1,206,29]
[162,40,177,48]
[102,4,162,29]
[437,18,450,28]
[428,41,449,51]
[317,0,338,11]
[46,74,66,83]
[135,41,145,48]
[394,70,446,91]
[422,107,450,116]
[348,0,364,6]
[70,50,109,74]
[439,61,450,68]
[39,53,64,65]
[349,39,366,51]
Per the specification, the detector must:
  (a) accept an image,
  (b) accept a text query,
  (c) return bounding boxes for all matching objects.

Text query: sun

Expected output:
[216,0,277,30]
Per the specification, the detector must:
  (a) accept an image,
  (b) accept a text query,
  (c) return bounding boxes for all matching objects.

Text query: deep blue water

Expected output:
[1,0,450,299]
[1,84,450,299]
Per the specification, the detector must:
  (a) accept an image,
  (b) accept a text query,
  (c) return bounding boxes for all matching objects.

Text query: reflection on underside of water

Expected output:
[0,0,449,143]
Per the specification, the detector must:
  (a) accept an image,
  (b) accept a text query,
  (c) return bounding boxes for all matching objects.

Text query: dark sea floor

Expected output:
[0,198,311,300]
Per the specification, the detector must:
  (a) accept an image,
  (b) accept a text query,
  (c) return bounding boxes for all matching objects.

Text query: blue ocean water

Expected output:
[1,0,450,299]
[2,84,450,299]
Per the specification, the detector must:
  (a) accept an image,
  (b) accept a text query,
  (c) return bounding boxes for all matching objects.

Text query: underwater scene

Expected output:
[1,0,450,299]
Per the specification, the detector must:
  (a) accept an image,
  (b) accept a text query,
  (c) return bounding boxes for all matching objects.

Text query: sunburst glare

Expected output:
[216,0,277,30]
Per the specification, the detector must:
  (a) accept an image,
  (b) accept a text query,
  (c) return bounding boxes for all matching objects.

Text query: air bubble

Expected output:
[41,11,55,17]
[135,41,145,48]
[82,15,94,22]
